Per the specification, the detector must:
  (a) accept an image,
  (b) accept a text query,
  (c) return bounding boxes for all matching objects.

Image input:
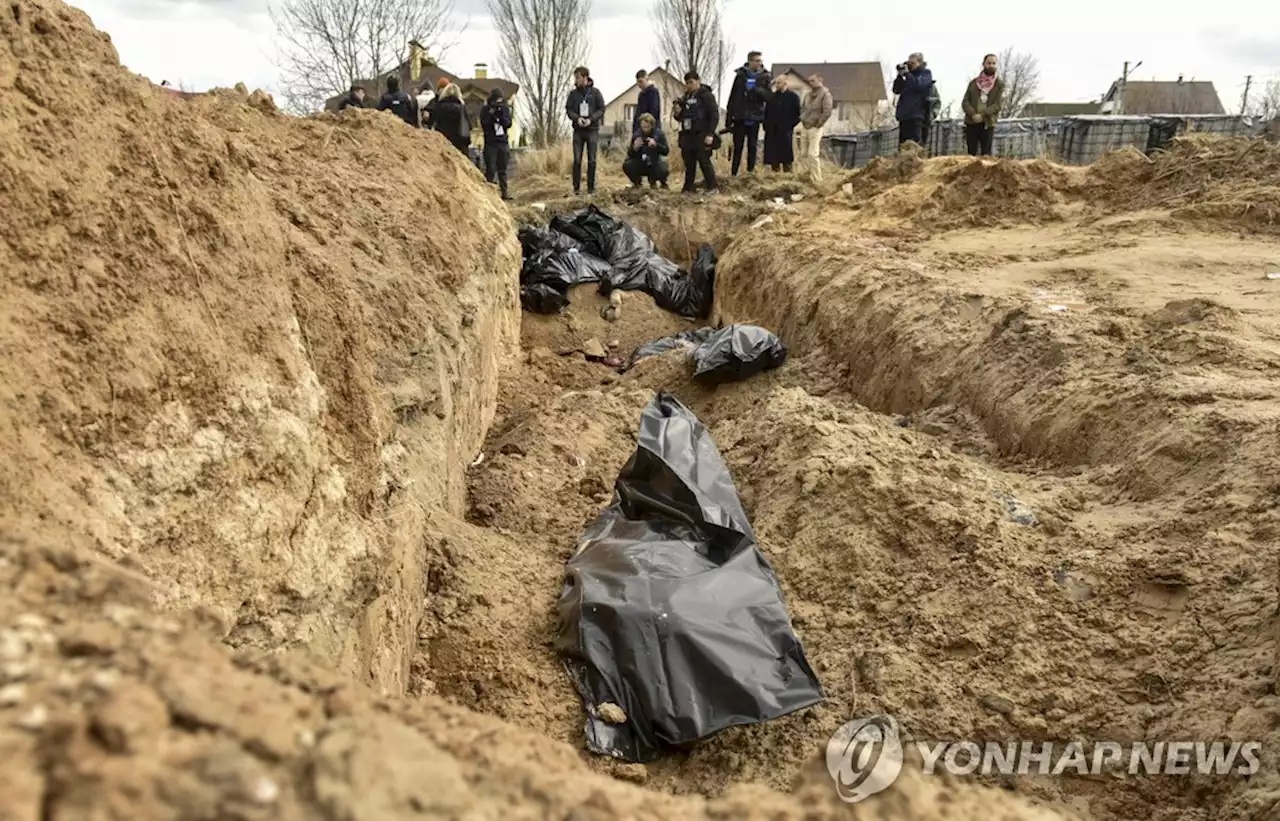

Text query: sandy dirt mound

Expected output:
[1089,136,1280,232]
[1,0,520,697]
[841,151,1083,231]
[711,199,1280,818]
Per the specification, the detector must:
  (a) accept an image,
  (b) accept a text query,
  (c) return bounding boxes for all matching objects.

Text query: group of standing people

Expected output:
[598,52,839,196]
[893,51,1007,157]
[336,74,515,199]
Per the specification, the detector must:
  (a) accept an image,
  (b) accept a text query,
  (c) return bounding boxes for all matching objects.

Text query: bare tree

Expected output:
[270,0,457,113]
[652,0,733,100]
[1246,78,1280,121]
[996,47,1041,118]
[490,0,592,147]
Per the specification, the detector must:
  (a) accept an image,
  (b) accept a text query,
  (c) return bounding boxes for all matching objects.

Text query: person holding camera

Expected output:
[725,50,773,177]
[674,71,720,194]
[480,87,513,200]
[623,113,670,188]
[961,53,1005,156]
[892,53,934,148]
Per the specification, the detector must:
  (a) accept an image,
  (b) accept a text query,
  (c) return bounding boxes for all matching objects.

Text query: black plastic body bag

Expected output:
[555,392,823,762]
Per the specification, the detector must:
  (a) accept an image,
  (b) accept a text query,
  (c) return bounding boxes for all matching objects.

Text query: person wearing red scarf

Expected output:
[961,54,1005,156]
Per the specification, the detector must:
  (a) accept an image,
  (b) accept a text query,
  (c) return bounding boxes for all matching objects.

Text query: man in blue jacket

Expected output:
[565,66,606,195]
[725,51,773,177]
[892,52,934,147]
[632,69,662,135]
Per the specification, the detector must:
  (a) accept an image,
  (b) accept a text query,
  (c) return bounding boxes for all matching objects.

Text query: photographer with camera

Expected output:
[892,52,934,148]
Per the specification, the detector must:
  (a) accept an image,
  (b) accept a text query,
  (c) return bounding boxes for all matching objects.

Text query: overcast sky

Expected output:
[74,0,1279,112]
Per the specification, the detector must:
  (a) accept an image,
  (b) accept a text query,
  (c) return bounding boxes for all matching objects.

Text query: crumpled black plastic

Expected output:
[555,391,823,763]
[625,327,717,370]
[550,207,620,259]
[518,226,584,259]
[692,324,789,384]
[522,246,613,291]
[520,283,569,314]
[530,206,715,319]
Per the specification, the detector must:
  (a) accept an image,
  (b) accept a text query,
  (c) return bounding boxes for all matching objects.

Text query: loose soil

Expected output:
[4,2,1280,819]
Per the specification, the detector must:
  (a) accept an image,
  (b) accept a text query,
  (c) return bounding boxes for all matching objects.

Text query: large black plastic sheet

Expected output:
[527,206,715,319]
[549,208,620,259]
[624,324,787,383]
[625,327,717,370]
[556,392,823,763]
[692,324,789,384]
[520,283,569,314]
[518,226,584,258]
[522,246,613,291]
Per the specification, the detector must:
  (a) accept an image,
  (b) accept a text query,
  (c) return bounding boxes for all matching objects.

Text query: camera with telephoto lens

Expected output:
[896,62,908,72]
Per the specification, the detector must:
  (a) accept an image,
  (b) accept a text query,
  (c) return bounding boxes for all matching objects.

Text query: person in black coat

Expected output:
[632,69,662,135]
[673,71,719,194]
[564,66,606,195]
[623,113,670,188]
[337,85,366,111]
[480,87,513,200]
[725,50,773,176]
[431,84,472,156]
[763,76,801,172]
[376,75,418,127]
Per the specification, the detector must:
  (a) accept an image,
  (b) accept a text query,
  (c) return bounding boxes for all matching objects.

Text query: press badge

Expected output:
[579,101,589,117]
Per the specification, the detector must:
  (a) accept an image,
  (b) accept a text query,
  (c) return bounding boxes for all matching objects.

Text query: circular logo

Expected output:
[825,714,904,803]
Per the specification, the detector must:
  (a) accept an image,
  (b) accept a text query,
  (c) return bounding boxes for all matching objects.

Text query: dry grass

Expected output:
[511,140,837,203]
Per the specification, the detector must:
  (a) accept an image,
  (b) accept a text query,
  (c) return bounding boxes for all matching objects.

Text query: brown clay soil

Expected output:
[4,2,1280,819]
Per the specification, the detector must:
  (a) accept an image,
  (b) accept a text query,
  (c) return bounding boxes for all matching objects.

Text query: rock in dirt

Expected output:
[582,338,608,359]
[980,693,1017,716]
[597,702,627,724]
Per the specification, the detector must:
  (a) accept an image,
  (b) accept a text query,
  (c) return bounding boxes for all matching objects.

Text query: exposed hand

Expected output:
[646,138,656,147]
[633,138,643,149]
[970,114,983,124]
[703,135,713,146]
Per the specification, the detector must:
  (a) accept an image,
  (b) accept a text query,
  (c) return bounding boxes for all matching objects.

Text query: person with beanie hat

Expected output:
[424,76,451,129]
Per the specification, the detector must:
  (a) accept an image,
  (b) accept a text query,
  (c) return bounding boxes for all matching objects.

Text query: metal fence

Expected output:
[821,114,1273,169]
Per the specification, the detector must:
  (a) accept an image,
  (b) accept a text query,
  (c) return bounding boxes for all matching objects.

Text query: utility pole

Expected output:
[1241,75,1253,115]
[1115,59,1141,116]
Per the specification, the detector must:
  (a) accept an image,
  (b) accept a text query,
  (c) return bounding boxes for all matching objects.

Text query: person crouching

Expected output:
[623,113,670,189]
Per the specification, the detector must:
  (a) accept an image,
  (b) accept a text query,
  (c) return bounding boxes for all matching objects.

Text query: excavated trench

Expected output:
[6,5,1279,814]
[424,197,1280,820]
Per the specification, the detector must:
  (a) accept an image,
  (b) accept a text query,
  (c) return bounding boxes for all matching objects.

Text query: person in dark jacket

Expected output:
[377,75,418,127]
[623,113,670,188]
[431,83,472,156]
[961,53,1005,156]
[673,71,719,194]
[422,77,450,129]
[763,75,801,172]
[725,50,773,177]
[564,66,606,195]
[337,85,366,111]
[480,87,513,199]
[892,53,934,147]
[632,69,662,135]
